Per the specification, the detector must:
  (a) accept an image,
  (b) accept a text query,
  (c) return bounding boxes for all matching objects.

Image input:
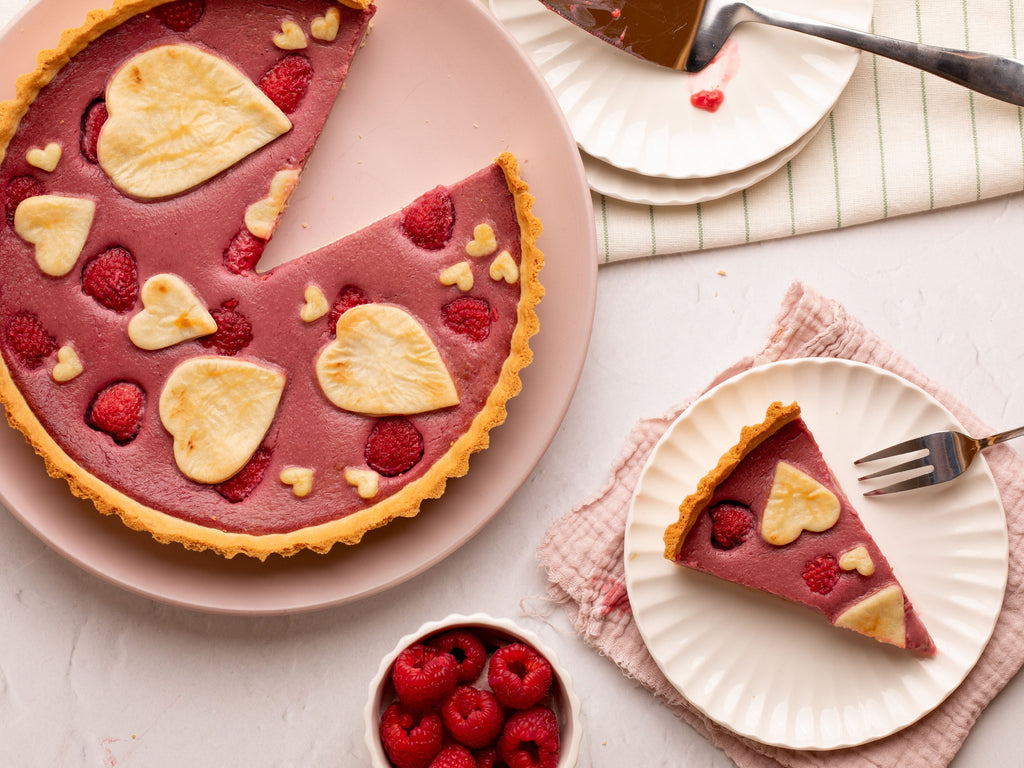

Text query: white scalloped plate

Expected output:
[490,0,871,180]
[583,116,824,205]
[624,359,1008,749]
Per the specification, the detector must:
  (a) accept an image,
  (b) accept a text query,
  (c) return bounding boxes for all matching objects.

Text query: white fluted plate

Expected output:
[583,116,825,205]
[490,0,871,180]
[624,359,1008,749]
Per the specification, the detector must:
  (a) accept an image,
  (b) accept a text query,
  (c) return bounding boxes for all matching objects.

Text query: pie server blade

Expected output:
[535,0,704,71]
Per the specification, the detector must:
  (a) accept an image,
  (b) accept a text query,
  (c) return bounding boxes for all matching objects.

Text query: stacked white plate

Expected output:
[489,0,874,205]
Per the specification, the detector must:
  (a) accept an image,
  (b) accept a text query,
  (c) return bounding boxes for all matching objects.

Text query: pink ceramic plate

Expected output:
[0,0,596,613]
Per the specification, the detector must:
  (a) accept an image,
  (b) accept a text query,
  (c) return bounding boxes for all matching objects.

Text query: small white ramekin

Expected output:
[364,612,582,767]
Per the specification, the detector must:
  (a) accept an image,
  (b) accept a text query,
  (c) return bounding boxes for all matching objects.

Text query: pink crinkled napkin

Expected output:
[538,282,1024,768]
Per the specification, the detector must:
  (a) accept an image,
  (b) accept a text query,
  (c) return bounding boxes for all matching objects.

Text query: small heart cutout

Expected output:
[26,142,62,172]
[760,461,840,545]
[300,284,329,322]
[489,250,519,284]
[273,20,308,50]
[316,304,459,415]
[52,345,83,382]
[98,45,291,198]
[465,223,497,257]
[280,466,314,497]
[839,546,876,576]
[440,262,474,292]
[14,195,95,277]
[311,7,340,41]
[159,357,286,484]
[345,467,379,499]
[245,169,300,240]
[128,274,217,350]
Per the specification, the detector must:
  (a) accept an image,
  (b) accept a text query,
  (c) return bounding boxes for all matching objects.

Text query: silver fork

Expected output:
[854,424,1024,495]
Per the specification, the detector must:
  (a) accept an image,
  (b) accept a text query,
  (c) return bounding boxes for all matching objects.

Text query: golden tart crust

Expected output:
[663,400,800,560]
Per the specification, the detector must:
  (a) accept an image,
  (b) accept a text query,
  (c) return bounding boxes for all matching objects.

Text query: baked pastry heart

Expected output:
[0,0,543,559]
[663,402,936,655]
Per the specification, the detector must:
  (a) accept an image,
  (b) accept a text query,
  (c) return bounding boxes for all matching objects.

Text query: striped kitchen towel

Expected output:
[588,0,1024,263]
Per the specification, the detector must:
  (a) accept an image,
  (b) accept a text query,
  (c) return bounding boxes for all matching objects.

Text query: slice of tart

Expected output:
[663,401,936,655]
[0,0,544,559]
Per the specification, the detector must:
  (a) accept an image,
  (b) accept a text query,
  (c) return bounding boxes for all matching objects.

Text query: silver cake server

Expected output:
[537,0,1024,106]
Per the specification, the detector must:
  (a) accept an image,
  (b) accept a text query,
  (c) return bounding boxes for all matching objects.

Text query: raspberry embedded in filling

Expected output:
[708,501,753,550]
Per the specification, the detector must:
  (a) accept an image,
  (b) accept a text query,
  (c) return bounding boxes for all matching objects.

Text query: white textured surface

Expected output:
[2,1,1024,766]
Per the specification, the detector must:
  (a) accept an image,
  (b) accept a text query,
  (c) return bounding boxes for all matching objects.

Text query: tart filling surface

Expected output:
[0,0,543,558]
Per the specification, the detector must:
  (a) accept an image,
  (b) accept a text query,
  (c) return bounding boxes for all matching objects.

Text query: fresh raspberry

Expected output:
[365,416,424,477]
[709,502,753,550]
[4,175,43,226]
[391,643,460,711]
[487,644,553,711]
[401,187,455,250]
[4,311,58,370]
[441,686,503,750]
[326,284,370,335]
[154,0,205,31]
[81,246,139,313]
[428,744,476,768]
[200,299,253,356]
[223,228,266,274]
[497,707,559,768]
[379,702,444,768]
[430,629,486,683]
[803,554,841,595]
[215,446,272,502]
[442,297,492,342]
[80,98,108,164]
[258,54,313,114]
[473,748,510,768]
[86,382,145,445]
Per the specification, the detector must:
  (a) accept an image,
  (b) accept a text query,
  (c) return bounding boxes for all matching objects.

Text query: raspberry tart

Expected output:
[0,0,544,558]
[663,402,936,655]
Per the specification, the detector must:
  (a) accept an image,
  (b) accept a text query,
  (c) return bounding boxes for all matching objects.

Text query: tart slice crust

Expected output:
[663,400,801,561]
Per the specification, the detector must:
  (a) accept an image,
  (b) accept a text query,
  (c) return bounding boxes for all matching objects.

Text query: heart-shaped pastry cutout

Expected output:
[160,357,286,484]
[440,262,474,292]
[14,195,95,277]
[311,7,341,41]
[465,223,498,257]
[280,466,314,497]
[273,20,308,49]
[760,461,840,545]
[98,45,291,199]
[834,584,906,647]
[489,250,519,284]
[52,345,83,382]
[128,273,217,350]
[345,467,379,499]
[245,168,300,240]
[300,284,329,322]
[316,304,459,415]
[26,142,62,172]
[839,545,876,576]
